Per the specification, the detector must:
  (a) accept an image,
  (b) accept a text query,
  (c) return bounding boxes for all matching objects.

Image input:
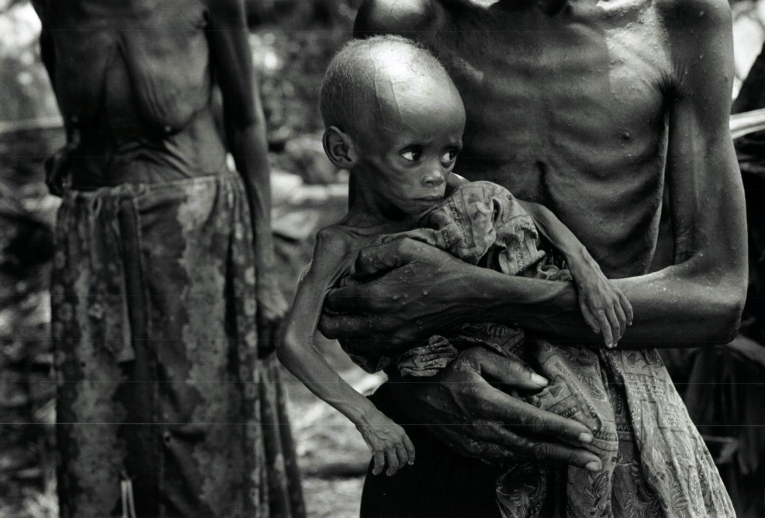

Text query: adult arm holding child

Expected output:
[318,0,749,470]
[322,0,747,353]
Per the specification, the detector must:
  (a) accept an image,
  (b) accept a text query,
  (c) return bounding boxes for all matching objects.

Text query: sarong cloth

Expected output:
[51,172,304,518]
[354,182,734,518]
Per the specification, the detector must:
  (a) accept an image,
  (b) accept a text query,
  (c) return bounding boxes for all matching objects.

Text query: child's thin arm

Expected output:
[277,228,415,475]
[518,200,633,347]
[517,200,588,260]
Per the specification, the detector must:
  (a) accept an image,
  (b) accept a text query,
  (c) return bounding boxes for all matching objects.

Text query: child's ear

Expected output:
[323,126,358,168]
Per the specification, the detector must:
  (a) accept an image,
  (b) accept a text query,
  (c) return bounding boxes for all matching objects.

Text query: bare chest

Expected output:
[430,1,672,193]
[45,0,211,130]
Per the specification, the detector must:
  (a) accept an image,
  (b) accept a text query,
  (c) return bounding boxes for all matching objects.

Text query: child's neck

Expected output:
[340,176,421,233]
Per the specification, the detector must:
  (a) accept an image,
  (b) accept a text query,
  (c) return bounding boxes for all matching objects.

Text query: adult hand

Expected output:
[256,270,288,358]
[319,237,476,355]
[391,347,603,470]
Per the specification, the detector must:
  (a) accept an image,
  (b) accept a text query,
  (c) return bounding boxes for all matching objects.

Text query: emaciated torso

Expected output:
[414,0,674,278]
[40,0,228,188]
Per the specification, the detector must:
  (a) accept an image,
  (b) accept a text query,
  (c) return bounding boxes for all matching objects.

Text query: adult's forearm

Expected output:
[456,267,586,339]
[230,123,276,267]
[459,264,743,348]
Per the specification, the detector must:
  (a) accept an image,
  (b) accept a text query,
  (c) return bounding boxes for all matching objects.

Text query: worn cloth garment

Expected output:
[356,182,734,518]
[51,172,304,518]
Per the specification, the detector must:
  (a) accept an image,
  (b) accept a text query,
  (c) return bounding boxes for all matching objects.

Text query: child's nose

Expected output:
[422,169,445,188]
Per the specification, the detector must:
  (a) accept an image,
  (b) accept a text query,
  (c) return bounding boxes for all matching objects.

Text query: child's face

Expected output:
[354,72,466,216]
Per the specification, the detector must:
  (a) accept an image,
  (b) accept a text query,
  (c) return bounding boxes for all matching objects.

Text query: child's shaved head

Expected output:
[319,35,465,217]
[320,36,452,138]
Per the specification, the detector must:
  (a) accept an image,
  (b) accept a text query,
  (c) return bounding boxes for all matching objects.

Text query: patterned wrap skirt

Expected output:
[50,172,304,518]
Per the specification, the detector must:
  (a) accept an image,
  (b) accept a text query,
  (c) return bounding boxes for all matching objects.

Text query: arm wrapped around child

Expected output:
[350,180,634,379]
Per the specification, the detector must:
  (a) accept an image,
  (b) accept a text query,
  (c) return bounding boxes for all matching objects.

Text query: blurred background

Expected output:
[0,0,763,516]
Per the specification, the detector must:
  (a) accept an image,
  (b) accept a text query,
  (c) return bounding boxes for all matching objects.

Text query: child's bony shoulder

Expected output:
[314,225,356,259]
[310,225,363,277]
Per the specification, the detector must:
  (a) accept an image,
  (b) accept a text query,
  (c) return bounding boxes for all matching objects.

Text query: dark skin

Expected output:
[32,0,286,334]
[279,46,630,476]
[319,0,748,468]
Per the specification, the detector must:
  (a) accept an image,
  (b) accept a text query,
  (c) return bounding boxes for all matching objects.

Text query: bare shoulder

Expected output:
[655,0,732,38]
[354,0,443,36]
[310,225,358,277]
[653,0,733,91]
[315,226,354,254]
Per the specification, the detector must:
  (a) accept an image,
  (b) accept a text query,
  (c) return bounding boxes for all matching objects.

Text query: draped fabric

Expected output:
[51,172,304,518]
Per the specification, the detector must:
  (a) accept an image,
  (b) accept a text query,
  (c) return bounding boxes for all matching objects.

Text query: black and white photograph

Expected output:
[1,0,764,516]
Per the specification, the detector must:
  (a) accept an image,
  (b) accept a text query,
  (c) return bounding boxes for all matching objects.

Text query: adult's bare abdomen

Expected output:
[432,1,672,277]
[47,0,226,188]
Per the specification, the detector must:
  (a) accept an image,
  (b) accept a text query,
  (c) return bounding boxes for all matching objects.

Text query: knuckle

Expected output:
[530,442,552,460]
[526,414,546,434]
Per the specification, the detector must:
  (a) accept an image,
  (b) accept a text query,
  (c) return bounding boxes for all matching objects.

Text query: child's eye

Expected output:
[401,150,421,162]
[441,150,458,163]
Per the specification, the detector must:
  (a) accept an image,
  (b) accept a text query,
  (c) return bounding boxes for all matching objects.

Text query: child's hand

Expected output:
[356,411,416,476]
[568,253,633,348]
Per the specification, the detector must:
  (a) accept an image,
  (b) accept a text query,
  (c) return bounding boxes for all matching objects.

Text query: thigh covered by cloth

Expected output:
[51,173,304,518]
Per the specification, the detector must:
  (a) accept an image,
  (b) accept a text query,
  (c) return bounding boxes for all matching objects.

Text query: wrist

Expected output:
[350,399,381,426]
[562,245,588,265]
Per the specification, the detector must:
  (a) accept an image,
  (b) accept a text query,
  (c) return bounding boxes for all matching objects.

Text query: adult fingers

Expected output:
[595,309,613,347]
[395,442,410,468]
[579,300,600,334]
[481,422,601,470]
[321,284,366,315]
[605,304,621,345]
[372,450,385,476]
[619,291,634,326]
[436,421,601,470]
[472,351,549,391]
[477,384,594,445]
[613,302,627,341]
[434,425,517,464]
[318,311,376,341]
[403,435,416,464]
[524,436,602,471]
[385,447,401,476]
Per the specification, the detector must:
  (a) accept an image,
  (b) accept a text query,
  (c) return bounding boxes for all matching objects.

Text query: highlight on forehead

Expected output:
[319,35,449,136]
